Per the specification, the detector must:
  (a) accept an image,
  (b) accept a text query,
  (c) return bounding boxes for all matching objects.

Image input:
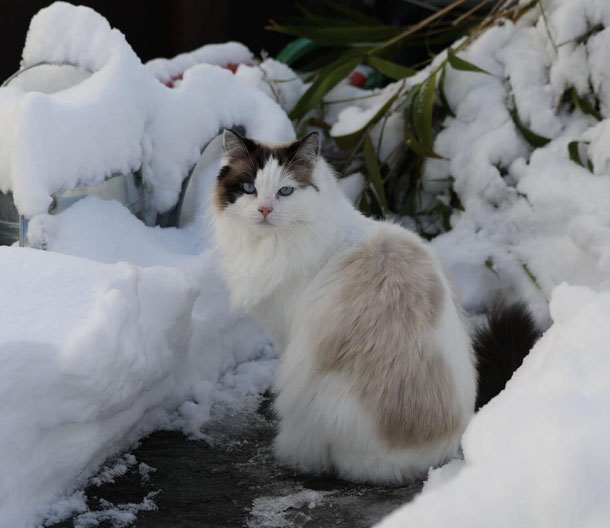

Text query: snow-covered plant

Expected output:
[270,0,538,230]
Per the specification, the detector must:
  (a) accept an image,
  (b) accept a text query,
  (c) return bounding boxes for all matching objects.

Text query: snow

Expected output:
[369,0,610,525]
[376,284,610,528]
[2,0,610,526]
[0,195,277,527]
[146,41,255,84]
[1,2,294,219]
[248,489,333,528]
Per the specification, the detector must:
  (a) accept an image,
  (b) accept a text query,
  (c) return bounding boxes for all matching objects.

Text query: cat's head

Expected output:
[213,129,321,230]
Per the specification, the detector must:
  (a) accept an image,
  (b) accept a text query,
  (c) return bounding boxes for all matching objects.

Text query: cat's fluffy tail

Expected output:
[473,302,540,410]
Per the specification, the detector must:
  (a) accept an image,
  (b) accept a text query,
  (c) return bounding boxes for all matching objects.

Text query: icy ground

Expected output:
[47,392,421,528]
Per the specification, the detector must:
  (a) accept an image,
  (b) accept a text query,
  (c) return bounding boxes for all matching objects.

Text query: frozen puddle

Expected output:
[49,394,422,528]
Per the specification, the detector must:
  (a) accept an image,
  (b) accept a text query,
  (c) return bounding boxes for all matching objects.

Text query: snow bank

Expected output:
[376,283,610,528]
[0,247,196,528]
[0,195,275,528]
[1,2,294,218]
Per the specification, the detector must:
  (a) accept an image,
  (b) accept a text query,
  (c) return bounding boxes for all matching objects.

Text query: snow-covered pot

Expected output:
[0,63,145,246]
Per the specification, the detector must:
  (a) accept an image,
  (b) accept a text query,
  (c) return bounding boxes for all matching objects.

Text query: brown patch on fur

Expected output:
[314,229,460,448]
[214,130,320,210]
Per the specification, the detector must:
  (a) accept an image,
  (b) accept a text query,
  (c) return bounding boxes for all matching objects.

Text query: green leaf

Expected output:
[447,48,491,75]
[485,257,500,278]
[267,24,406,46]
[359,189,372,216]
[363,134,388,213]
[522,262,543,292]
[570,88,602,121]
[289,55,362,120]
[426,199,453,231]
[412,71,437,148]
[568,140,593,172]
[333,86,402,150]
[403,126,444,159]
[366,55,416,80]
[510,108,551,148]
[438,65,455,117]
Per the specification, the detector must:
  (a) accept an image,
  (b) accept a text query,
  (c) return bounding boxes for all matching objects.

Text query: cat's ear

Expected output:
[296,132,320,163]
[223,129,250,157]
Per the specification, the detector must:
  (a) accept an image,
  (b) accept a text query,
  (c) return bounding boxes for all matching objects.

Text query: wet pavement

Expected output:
[51,395,423,527]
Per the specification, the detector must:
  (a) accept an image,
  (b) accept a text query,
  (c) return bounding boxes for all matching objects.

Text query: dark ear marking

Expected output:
[296,131,320,162]
[281,132,320,191]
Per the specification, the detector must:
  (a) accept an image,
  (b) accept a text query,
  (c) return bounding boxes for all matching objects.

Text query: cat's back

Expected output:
[275,221,476,481]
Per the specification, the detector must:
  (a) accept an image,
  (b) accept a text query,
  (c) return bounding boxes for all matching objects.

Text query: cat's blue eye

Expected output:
[278,186,294,197]
[241,182,256,194]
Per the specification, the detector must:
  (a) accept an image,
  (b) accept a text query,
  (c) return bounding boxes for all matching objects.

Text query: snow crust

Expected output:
[1,2,294,218]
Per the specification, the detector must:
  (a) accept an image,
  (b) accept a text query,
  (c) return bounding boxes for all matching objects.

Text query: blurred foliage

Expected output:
[269,0,539,236]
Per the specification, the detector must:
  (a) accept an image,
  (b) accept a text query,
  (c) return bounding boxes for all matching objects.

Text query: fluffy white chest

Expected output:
[249,274,311,354]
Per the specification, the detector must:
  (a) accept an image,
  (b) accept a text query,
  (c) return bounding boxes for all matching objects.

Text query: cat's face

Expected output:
[214,130,320,230]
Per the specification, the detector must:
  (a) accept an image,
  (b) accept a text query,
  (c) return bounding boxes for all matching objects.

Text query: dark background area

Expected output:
[0,0,297,80]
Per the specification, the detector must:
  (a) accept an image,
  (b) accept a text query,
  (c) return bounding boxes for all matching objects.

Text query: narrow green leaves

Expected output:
[447,48,491,75]
[570,87,602,121]
[366,55,416,80]
[403,127,443,158]
[510,108,551,147]
[333,86,402,149]
[412,71,437,148]
[438,65,455,117]
[363,134,388,213]
[289,55,361,120]
[567,141,593,172]
[522,262,543,292]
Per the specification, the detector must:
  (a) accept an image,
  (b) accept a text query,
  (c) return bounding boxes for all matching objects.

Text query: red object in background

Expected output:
[348,70,367,88]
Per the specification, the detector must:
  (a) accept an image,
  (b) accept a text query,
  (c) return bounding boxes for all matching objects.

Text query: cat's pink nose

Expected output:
[258,205,273,218]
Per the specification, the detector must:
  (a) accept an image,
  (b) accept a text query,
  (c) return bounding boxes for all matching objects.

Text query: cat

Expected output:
[211,129,539,485]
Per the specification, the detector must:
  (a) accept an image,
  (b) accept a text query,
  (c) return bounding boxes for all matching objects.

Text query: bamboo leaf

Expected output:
[510,108,551,147]
[363,134,388,213]
[403,127,444,159]
[289,56,362,120]
[438,65,455,117]
[570,88,602,121]
[522,262,543,292]
[568,141,593,172]
[267,24,406,46]
[426,199,453,231]
[447,48,491,75]
[366,55,416,80]
[412,71,437,148]
[333,87,402,150]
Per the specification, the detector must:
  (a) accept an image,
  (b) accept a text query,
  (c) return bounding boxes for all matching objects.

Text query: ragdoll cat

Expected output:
[211,129,538,485]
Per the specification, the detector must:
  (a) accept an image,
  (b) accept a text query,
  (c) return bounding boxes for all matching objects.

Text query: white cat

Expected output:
[211,129,537,485]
